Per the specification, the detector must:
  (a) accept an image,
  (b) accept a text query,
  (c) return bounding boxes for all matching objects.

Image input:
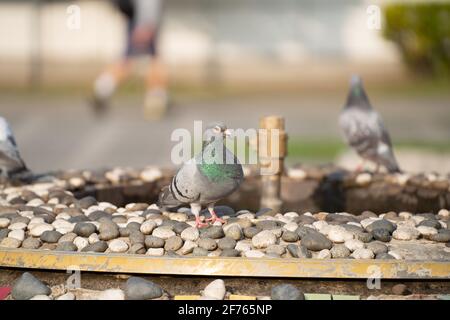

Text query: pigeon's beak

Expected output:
[224,129,233,138]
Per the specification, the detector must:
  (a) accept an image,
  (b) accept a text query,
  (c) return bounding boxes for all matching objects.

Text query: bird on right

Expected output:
[339,75,401,173]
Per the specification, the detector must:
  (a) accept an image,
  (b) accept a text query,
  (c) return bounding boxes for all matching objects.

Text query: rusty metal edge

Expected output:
[0,249,449,279]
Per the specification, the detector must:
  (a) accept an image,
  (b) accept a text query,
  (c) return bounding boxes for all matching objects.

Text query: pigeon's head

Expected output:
[204,121,232,142]
[350,74,363,87]
[344,74,371,110]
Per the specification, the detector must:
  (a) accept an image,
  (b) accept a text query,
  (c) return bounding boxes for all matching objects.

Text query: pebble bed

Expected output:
[4,272,448,300]
[0,174,449,260]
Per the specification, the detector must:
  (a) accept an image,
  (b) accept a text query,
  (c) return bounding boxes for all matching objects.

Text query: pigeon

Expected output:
[159,122,244,228]
[339,75,401,173]
[0,117,30,179]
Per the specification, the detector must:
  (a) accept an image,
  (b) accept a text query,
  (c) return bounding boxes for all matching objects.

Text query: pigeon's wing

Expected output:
[0,136,27,170]
[169,160,202,203]
[340,109,400,172]
[374,114,401,172]
[339,108,381,158]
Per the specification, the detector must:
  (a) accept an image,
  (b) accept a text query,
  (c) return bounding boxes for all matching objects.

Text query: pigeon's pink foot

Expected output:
[355,162,365,172]
[195,217,209,228]
[206,211,226,224]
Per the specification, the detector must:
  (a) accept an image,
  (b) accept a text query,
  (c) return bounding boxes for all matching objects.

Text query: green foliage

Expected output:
[383,2,450,77]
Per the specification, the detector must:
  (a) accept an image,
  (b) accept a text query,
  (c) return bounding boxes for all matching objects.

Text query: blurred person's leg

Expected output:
[144,55,169,120]
[92,60,131,115]
[138,20,169,121]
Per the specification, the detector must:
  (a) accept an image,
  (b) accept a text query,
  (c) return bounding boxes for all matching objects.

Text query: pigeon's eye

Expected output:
[213,126,221,133]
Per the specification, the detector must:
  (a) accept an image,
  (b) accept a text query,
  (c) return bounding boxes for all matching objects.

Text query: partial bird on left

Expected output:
[0,117,30,179]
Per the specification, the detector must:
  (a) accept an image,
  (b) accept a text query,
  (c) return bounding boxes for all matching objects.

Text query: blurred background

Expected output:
[0,0,449,173]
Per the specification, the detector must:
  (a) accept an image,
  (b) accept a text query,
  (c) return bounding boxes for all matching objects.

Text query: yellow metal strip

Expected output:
[0,249,449,279]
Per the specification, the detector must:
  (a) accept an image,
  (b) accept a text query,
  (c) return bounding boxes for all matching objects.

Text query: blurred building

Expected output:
[0,0,404,88]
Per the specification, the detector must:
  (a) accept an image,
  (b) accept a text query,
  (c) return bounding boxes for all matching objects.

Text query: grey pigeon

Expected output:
[159,122,243,227]
[0,117,30,179]
[339,75,401,173]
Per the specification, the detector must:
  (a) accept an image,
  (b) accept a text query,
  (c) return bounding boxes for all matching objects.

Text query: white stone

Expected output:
[30,295,52,300]
[69,177,85,188]
[347,222,362,228]
[179,240,197,255]
[146,248,164,256]
[56,227,72,235]
[52,219,73,230]
[416,226,438,237]
[287,168,308,180]
[56,212,71,220]
[312,220,328,231]
[203,279,226,300]
[438,209,449,218]
[140,220,157,235]
[29,223,54,237]
[393,227,420,240]
[270,228,283,238]
[8,222,27,231]
[73,236,89,251]
[344,239,364,252]
[181,227,199,241]
[29,217,45,225]
[360,218,380,229]
[439,221,447,229]
[411,216,426,226]
[168,212,188,222]
[388,250,403,260]
[88,233,100,244]
[98,202,117,210]
[0,237,21,248]
[244,250,265,258]
[282,222,299,232]
[148,204,160,210]
[140,167,163,182]
[399,212,412,220]
[284,212,299,219]
[317,249,331,259]
[303,212,313,217]
[277,216,291,224]
[0,218,10,228]
[252,230,277,249]
[208,250,222,257]
[355,173,372,185]
[235,241,252,252]
[393,173,410,186]
[351,248,374,259]
[327,226,353,243]
[238,213,255,220]
[19,211,34,219]
[57,292,75,300]
[109,239,129,253]
[127,217,144,224]
[47,197,59,205]
[152,227,175,240]
[8,229,25,241]
[97,289,125,300]
[26,198,45,207]
[396,220,416,228]
[287,168,307,180]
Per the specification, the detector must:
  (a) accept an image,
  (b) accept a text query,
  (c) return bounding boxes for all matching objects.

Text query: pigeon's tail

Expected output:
[158,185,183,209]
[9,167,57,184]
